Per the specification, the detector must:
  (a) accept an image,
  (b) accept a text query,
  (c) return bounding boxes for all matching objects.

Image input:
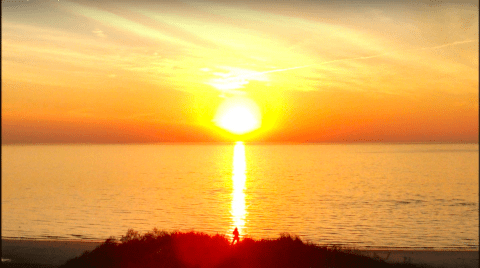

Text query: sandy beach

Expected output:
[1,239,478,268]
[2,239,102,267]
[356,249,479,268]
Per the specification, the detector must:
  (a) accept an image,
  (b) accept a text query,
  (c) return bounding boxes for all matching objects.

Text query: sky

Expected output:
[2,0,478,143]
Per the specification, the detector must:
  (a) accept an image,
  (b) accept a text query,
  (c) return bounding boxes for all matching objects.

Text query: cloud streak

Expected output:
[203,37,477,95]
[92,29,106,38]
[246,39,477,79]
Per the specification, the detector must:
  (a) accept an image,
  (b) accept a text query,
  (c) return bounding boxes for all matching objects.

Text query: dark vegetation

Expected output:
[60,229,430,268]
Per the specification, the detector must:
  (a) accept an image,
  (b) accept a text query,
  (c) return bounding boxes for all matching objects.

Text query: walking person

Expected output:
[232,227,240,245]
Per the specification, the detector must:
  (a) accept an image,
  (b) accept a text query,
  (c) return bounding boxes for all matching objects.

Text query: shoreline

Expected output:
[3,237,478,251]
[2,238,478,268]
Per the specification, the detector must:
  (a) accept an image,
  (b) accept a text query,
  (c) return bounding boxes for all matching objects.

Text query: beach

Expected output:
[356,249,479,268]
[2,239,478,268]
[1,239,102,267]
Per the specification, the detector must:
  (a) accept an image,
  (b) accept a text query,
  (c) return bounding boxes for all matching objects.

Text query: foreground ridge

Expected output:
[60,229,430,268]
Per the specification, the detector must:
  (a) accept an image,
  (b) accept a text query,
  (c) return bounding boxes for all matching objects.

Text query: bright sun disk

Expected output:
[214,97,261,135]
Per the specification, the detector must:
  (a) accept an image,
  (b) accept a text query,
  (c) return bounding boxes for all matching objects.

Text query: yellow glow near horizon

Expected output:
[231,141,247,237]
[214,97,261,135]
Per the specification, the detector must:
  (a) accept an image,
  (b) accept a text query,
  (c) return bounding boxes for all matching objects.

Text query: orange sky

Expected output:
[2,0,478,143]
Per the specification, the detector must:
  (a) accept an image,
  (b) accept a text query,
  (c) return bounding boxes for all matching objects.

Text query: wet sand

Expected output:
[1,239,478,268]
[356,249,479,268]
[2,239,102,266]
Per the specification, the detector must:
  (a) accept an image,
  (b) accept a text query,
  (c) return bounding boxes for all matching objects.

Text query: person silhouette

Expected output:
[232,227,240,245]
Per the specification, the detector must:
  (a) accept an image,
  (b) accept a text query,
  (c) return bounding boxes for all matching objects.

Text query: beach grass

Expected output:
[56,229,432,268]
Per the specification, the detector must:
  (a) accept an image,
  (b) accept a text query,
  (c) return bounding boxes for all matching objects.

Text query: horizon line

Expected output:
[2,141,478,146]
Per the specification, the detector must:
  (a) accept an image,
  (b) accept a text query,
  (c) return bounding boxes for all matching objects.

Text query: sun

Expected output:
[214,97,261,135]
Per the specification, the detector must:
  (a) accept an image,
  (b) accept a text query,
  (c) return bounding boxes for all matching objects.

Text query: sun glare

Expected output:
[231,141,246,236]
[214,97,261,135]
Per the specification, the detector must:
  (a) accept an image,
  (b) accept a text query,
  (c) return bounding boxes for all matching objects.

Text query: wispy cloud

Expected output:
[92,29,106,38]
[3,1,478,96]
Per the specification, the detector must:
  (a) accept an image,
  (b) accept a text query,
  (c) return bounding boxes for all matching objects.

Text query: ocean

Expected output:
[2,143,478,249]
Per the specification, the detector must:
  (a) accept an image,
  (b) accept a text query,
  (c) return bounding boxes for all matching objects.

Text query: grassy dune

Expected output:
[59,229,430,268]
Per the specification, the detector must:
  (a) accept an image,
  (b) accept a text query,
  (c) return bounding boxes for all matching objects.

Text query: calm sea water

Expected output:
[2,143,478,249]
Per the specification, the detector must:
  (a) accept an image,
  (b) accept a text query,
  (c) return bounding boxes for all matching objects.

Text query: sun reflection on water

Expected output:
[231,141,247,238]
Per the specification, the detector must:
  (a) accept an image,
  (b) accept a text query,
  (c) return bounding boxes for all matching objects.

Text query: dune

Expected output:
[1,234,478,268]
